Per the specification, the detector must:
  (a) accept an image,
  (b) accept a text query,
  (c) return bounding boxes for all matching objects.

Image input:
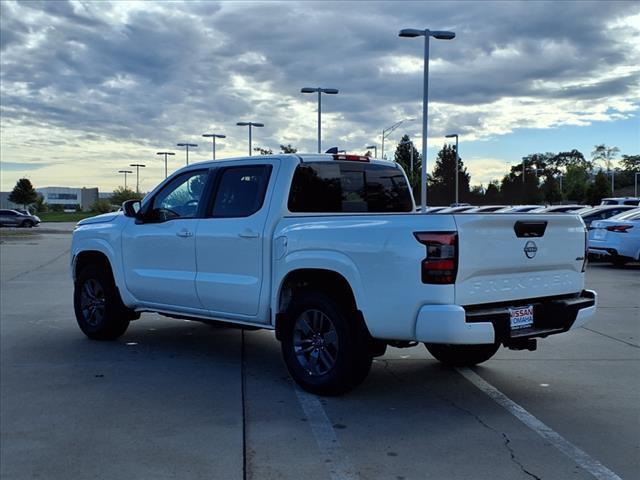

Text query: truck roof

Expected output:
[181,153,398,170]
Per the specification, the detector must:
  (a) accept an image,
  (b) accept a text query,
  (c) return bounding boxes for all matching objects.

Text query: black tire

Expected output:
[74,264,131,340]
[612,256,628,267]
[21,220,34,228]
[280,291,372,396]
[425,343,499,367]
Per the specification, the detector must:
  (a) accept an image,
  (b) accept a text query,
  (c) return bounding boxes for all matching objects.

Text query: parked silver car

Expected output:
[0,209,41,228]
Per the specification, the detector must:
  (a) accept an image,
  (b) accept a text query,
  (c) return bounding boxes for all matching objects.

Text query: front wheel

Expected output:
[425,343,499,367]
[281,291,372,396]
[21,220,34,228]
[74,265,130,340]
[612,256,628,267]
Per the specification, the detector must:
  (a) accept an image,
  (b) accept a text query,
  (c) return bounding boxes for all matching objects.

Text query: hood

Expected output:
[77,212,121,226]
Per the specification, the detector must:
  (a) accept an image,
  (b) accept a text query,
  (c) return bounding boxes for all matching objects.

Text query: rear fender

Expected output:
[273,250,365,326]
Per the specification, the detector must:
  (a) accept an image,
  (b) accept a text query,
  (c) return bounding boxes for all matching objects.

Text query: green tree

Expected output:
[110,187,142,206]
[499,157,543,204]
[253,147,274,155]
[8,178,38,208]
[591,144,619,172]
[428,143,471,205]
[484,181,501,203]
[393,135,422,198]
[586,171,611,205]
[564,164,589,202]
[90,199,113,214]
[620,154,639,172]
[32,194,47,213]
[280,144,297,153]
[550,150,591,171]
[541,175,562,204]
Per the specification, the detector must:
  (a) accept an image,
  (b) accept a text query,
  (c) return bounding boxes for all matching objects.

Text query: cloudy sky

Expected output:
[1,0,639,192]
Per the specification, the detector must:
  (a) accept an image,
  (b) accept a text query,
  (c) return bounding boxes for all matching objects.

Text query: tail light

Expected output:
[414,232,458,284]
[606,225,633,233]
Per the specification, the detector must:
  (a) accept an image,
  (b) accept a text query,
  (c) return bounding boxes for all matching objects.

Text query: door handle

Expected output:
[238,230,259,239]
[176,229,194,238]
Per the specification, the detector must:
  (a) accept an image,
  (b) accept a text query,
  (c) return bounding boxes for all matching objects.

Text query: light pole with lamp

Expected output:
[202,133,226,161]
[156,151,175,179]
[301,87,339,153]
[445,133,459,205]
[381,118,414,160]
[236,122,264,156]
[118,170,132,190]
[129,164,146,194]
[399,28,455,211]
[176,143,197,166]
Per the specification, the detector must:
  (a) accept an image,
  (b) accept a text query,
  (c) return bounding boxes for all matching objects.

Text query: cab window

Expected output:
[147,170,209,222]
[211,165,272,218]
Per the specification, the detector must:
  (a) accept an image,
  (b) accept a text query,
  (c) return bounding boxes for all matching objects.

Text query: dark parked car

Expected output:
[0,209,41,228]
[579,205,638,229]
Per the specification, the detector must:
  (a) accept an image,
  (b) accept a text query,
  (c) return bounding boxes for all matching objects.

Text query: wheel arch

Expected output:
[274,266,367,341]
[73,250,114,282]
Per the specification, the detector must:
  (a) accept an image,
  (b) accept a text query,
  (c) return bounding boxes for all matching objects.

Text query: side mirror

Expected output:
[122,200,141,218]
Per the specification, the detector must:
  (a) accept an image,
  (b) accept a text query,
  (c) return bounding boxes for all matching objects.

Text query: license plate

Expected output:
[593,229,605,240]
[510,306,534,330]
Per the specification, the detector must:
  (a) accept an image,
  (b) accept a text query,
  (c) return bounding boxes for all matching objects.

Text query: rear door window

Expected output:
[211,165,272,218]
[288,161,413,213]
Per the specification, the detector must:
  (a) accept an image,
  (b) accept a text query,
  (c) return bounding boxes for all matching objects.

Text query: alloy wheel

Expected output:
[293,309,339,376]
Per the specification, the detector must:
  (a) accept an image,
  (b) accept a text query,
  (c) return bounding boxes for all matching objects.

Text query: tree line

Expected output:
[390,136,639,206]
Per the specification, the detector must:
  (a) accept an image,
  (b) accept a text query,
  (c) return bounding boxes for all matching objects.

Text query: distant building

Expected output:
[36,187,99,211]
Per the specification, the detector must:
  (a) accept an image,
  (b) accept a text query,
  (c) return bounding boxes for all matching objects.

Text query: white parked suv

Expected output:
[71,153,597,394]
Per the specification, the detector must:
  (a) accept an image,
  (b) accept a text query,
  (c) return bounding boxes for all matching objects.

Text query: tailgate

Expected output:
[454,214,586,306]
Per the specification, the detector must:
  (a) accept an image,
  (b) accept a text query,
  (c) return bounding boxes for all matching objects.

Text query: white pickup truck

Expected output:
[71,153,596,394]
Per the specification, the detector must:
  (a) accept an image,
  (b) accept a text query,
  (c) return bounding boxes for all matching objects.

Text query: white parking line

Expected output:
[457,367,622,480]
[294,388,358,480]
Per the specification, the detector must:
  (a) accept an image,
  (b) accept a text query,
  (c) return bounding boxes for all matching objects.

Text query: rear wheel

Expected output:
[281,291,372,395]
[74,264,131,340]
[425,343,499,367]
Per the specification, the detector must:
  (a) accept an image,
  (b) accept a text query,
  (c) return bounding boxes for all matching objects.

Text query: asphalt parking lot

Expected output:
[1,231,638,480]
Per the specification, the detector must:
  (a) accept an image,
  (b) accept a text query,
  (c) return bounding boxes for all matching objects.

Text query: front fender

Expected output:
[71,223,136,307]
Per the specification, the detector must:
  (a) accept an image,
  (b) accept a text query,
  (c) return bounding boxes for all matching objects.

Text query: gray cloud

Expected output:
[1,0,638,158]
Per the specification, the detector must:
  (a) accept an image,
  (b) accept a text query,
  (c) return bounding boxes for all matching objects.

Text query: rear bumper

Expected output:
[415,290,597,345]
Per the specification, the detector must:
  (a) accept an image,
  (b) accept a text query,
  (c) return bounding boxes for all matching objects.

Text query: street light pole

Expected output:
[445,133,459,205]
[118,170,132,189]
[399,28,455,212]
[381,118,414,160]
[236,122,264,156]
[301,87,339,153]
[156,151,175,179]
[202,133,226,161]
[129,164,146,193]
[176,143,197,166]
[366,145,377,157]
[635,172,639,197]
